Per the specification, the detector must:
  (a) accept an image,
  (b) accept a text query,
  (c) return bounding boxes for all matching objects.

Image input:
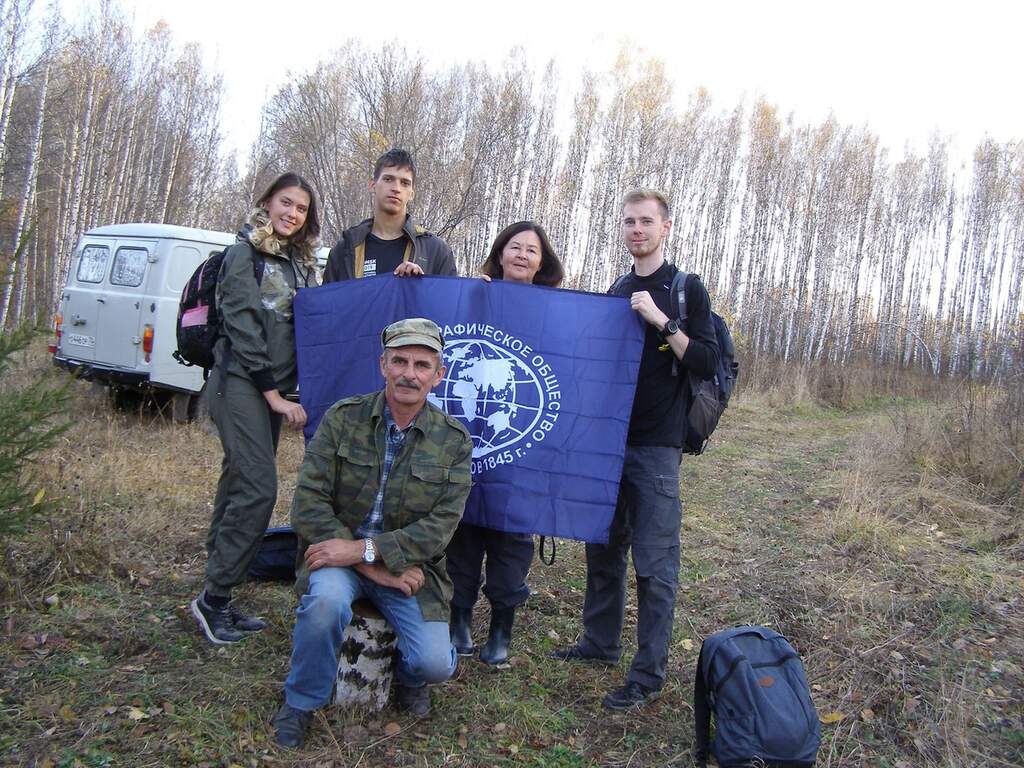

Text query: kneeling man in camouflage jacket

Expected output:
[273,318,472,749]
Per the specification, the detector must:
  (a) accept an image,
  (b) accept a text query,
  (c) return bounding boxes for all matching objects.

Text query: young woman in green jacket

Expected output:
[192,172,321,645]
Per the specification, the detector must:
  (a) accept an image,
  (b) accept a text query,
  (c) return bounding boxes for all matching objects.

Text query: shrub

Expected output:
[0,326,71,537]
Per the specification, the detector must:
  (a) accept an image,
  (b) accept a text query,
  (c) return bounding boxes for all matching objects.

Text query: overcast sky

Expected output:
[64,0,1023,165]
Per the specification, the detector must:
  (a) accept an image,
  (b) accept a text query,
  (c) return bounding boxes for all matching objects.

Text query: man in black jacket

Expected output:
[323,149,458,282]
[550,188,720,710]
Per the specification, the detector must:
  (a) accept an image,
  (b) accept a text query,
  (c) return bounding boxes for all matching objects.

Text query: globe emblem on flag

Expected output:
[430,338,544,459]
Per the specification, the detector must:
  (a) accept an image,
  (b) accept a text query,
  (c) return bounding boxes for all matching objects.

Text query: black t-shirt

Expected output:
[610,260,720,447]
[362,233,408,277]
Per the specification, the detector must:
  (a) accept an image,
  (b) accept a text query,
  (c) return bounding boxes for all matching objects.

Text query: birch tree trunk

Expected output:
[1,51,50,329]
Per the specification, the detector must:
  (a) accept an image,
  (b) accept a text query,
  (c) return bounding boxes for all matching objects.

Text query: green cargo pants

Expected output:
[204,371,283,598]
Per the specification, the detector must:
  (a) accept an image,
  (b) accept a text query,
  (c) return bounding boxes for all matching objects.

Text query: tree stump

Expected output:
[334,599,397,711]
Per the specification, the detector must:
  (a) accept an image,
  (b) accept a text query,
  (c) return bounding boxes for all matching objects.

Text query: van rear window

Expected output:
[76,245,109,283]
[111,247,148,287]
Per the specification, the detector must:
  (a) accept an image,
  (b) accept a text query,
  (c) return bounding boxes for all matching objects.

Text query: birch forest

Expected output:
[1,0,1021,380]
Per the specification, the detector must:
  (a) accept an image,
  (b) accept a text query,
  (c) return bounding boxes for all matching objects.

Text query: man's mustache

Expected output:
[396,378,421,390]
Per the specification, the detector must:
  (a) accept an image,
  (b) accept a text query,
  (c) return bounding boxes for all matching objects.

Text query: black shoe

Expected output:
[602,681,660,710]
[191,592,246,644]
[479,606,515,666]
[272,703,312,748]
[450,603,475,656]
[395,684,431,716]
[228,603,266,633]
[548,643,617,666]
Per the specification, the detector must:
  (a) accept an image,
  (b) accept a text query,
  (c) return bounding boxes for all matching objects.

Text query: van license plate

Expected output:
[66,333,94,348]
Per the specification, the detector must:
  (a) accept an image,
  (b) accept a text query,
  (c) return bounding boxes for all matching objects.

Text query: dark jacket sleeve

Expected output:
[218,243,275,392]
[680,276,721,380]
[322,238,346,283]
[433,239,458,276]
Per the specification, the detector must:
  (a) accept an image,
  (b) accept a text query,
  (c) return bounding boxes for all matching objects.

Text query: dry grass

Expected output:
[1,344,1022,767]
[817,384,1024,767]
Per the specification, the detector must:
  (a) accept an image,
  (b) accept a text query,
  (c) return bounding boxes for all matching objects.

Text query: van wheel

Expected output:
[110,386,142,412]
[171,392,192,423]
[171,385,211,426]
[191,383,212,428]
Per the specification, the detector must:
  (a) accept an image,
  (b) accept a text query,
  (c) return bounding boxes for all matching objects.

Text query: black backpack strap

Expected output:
[668,269,691,378]
[608,272,631,296]
[671,269,691,328]
[693,644,711,767]
[539,535,557,566]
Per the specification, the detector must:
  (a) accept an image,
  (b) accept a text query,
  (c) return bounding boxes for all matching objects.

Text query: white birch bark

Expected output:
[1,51,50,329]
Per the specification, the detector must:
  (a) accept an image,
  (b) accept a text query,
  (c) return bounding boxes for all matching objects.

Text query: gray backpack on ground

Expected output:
[694,626,820,767]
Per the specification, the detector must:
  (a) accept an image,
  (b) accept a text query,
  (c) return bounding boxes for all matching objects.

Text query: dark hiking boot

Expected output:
[479,606,515,666]
[602,681,660,710]
[548,643,617,666]
[395,684,431,716]
[272,703,313,748]
[191,591,246,645]
[449,603,475,656]
[228,603,266,633]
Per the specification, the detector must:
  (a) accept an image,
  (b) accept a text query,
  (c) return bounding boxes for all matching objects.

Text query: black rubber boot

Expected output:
[450,603,475,656]
[479,606,515,666]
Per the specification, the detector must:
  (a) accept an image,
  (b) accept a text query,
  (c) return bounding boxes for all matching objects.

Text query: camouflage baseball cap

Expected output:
[381,318,445,352]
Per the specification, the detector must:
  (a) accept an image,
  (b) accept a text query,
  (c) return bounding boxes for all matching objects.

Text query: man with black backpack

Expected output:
[550,188,720,709]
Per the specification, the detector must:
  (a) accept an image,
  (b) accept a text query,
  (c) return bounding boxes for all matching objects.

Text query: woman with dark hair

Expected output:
[192,172,321,645]
[447,220,564,666]
[478,220,564,287]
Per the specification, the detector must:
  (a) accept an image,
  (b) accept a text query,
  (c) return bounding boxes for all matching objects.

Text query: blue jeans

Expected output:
[284,567,457,711]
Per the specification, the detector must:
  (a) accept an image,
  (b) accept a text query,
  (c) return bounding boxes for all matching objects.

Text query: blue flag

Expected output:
[294,275,644,544]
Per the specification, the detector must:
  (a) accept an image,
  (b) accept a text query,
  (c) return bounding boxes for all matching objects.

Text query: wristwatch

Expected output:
[660,319,680,339]
[362,538,376,564]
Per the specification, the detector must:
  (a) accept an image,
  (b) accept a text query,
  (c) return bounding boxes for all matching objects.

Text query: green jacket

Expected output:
[290,391,473,621]
[215,237,316,394]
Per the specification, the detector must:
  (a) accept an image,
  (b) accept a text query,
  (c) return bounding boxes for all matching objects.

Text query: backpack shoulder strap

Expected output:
[253,255,266,285]
[222,246,267,287]
[608,272,631,296]
[693,642,711,767]
[671,269,691,326]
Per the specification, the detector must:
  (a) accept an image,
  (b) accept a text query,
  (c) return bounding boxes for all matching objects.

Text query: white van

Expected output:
[51,223,236,419]
[52,222,329,419]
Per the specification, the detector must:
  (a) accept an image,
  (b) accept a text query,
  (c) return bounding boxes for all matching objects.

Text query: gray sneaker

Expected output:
[191,592,246,645]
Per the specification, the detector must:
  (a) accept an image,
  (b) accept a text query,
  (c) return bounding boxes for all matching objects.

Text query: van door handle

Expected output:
[96,297,106,303]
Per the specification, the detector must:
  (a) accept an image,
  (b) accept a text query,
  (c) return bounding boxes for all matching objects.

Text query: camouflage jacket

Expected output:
[215,237,316,394]
[290,391,473,621]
